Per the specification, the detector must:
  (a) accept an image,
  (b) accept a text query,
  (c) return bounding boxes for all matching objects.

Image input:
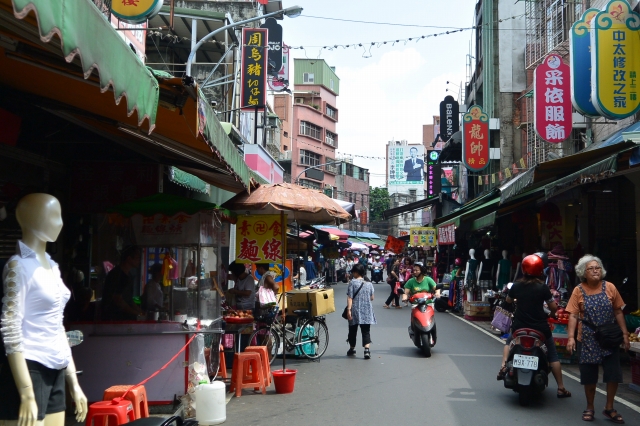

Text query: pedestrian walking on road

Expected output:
[565,255,630,424]
[346,264,376,359]
[399,257,413,306]
[383,258,402,309]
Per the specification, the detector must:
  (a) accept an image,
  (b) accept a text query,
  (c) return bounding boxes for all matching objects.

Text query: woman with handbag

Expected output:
[566,255,630,423]
[496,254,571,399]
[399,257,413,306]
[383,258,402,309]
[346,264,376,359]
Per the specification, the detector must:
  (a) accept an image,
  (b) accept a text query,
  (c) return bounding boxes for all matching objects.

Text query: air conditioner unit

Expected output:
[295,98,304,104]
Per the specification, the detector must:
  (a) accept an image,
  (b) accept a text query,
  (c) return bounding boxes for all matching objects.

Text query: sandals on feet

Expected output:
[383,304,390,309]
[557,388,572,398]
[395,306,403,309]
[582,410,595,422]
[602,409,624,424]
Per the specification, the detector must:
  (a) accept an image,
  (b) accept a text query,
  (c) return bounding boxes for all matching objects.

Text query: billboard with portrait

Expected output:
[387,144,425,187]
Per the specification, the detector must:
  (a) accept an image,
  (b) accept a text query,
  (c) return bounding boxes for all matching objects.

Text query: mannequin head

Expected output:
[484,249,490,259]
[16,193,63,243]
[502,250,508,259]
[469,248,475,258]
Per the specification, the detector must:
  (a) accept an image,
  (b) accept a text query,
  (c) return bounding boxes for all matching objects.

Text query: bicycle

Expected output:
[249,306,329,364]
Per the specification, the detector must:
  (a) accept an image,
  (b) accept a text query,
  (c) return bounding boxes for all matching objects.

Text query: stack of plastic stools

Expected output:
[229,352,266,397]
[103,385,149,420]
[217,344,228,380]
[85,398,135,426]
[244,345,272,387]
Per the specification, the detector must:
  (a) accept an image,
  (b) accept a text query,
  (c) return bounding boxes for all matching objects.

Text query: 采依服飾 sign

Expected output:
[235,215,284,264]
[111,0,163,24]
[462,105,489,172]
[439,96,460,142]
[570,9,601,117]
[591,0,640,120]
[426,150,441,198]
[437,223,455,246]
[535,54,572,143]
[241,28,268,111]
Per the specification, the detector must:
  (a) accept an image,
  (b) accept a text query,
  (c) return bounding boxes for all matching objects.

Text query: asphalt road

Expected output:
[226,282,640,425]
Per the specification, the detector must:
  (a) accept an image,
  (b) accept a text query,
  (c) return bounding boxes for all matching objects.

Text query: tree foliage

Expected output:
[369,187,390,222]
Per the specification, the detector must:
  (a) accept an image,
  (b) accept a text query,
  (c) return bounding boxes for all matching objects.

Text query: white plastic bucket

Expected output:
[195,382,226,425]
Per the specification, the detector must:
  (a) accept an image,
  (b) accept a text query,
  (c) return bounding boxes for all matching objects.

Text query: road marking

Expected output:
[448,312,640,414]
[226,392,233,404]
[448,354,502,357]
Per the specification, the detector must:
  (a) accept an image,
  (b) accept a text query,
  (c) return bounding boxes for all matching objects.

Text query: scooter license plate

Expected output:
[513,354,538,370]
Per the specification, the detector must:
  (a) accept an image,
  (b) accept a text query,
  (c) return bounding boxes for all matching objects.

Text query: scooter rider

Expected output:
[497,254,571,399]
[402,264,438,301]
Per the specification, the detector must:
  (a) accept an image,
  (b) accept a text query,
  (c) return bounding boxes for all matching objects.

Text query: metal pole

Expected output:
[253,106,259,145]
[280,210,286,371]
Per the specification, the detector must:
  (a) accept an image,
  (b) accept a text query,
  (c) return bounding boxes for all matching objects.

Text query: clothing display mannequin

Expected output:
[464,249,481,301]
[496,250,512,290]
[514,252,526,282]
[0,194,87,426]
[478,249,494,290]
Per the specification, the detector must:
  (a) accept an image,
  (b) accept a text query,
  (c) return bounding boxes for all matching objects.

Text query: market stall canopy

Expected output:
[107,193,235,222]
[333,199,356,217]
[222,183,352,225]
[316,227,348,241]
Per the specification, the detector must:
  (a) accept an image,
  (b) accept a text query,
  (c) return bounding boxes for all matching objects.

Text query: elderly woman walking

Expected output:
[346,263,376,359]
[566,255,630,423]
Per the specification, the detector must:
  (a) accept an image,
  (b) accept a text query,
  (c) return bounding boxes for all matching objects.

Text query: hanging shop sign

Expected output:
[591,0,640,120]
[410,227,437,247]
[111,0,163,24]
[131,212,216,246]
[251,259,293,292]
[437,223,455,245]
[534,54,573,143]
[235,214,284,264]
[384,235,406,253]
[426,150,441,198]
[462,105,489,172]
[268,44,290,92]
[439,95,460,142]
[570,8,601,117]
[260,18,283,76]
[241,28,268,111]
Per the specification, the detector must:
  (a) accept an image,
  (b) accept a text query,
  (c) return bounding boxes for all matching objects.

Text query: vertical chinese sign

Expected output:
[426,150,441,198]
[570,8,601,117]
[241,28,268,111]
[235,215,284,264]
[534,54,572,143]
[437,223,456,245]
[591,0,640,120]
[462,106,489,172]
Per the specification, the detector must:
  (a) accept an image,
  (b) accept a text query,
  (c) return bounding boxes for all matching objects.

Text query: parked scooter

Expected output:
[336,269,348,283]
[502,328,549,406]
[371,266,383,283]
[407,291,437,357]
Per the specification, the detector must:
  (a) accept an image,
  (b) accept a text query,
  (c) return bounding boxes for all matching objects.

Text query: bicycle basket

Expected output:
[254,305,278,324]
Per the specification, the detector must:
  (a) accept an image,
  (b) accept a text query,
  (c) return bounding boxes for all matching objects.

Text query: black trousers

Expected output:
[385,282,399,306]
[348,324,371,347]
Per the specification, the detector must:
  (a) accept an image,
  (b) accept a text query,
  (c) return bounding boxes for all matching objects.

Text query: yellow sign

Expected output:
[111,0,163,24]
[235,215,284,264]
[410,227,437,247]
[591,0,640,119]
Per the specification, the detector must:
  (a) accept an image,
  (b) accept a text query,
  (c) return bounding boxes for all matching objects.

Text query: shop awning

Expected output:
[169,167,210,195]
[433,189,500,226]
[471,211,496,231]
[318,227,349,241]
[583,121,640,152]
[499,168,535,204]
[544,154,618,199]
[381,195,441,219]
[7,0,159,129]
[107,193,235,220]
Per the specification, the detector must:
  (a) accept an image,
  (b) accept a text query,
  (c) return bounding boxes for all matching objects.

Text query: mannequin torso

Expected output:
[496,250,512,289]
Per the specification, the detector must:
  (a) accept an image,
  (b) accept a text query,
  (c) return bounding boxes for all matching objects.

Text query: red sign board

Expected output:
[241,28,268,111]
[534,54,572,143]
[437,223,456,245]
[384,235,406,254]
[462,105,490,172]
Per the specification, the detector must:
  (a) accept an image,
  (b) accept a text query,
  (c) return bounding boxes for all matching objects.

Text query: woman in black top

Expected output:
[497,254,571,398]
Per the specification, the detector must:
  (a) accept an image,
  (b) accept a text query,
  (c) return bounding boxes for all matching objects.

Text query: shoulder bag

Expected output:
[580,282,624,349]
[342,280,365,320]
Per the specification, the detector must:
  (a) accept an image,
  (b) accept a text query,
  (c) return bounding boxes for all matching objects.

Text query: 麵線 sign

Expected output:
[235,215,284,264]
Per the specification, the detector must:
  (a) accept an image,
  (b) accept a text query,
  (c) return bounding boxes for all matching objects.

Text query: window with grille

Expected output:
[300,121,322,140]
[300,149,321,167]
[326,105,337,120]
[325,131,337,146]
[325,158,338,174]
[409,189,417,203]
[303,73,314,83]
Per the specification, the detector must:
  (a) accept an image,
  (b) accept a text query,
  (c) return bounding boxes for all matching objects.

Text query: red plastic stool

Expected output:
[245,345,271,387]
[85,399,135,426]
[217,344,228,379]
[229,352,266,397]
[103,385,149,419]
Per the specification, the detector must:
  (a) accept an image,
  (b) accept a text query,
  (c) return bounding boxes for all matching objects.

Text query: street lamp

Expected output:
[186,6,303,77]
[295,160,343,185]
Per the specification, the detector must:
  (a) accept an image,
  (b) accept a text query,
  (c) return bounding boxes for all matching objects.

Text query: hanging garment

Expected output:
[169,257,179,279]
[497,258,511,290]
[161,256,172,287]
[466,258,478,289]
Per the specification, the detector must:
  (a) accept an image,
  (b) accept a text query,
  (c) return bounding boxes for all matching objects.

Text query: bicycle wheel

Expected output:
[248,327,280,364]
[297,319,329,360]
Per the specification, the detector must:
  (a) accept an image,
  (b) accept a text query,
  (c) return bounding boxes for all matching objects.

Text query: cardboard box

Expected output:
[464,301,492,317]
[286,288,335,317]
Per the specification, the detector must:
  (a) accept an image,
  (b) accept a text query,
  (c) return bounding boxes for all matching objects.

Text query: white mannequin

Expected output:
[464,249,482,301]
[2,194,87,426]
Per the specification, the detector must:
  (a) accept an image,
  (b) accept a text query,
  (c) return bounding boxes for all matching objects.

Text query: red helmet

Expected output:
[454,258,462,266]
[522,254,544,277]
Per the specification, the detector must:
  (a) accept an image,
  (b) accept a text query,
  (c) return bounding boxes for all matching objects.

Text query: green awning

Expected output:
[471,212,496,231]
[169,167,210,195]
[107,193,234,219]
[12,0,159,129]
[434,189,500,226]
[544,154,618,199]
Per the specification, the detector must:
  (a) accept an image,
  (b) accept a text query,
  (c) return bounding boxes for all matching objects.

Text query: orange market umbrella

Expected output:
[222,182,351,225]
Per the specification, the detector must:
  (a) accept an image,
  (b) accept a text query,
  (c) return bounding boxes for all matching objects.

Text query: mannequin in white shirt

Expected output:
[1,194,87,426]
[464,249,482,301]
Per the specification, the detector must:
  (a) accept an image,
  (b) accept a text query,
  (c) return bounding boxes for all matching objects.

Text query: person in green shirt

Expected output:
[402,264,437,302]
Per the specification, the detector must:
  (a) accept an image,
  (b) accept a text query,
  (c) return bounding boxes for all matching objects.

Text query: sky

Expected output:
[280,0,479,187]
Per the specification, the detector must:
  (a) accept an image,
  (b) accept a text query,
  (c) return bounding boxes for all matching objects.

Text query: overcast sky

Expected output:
[281,0,479,187]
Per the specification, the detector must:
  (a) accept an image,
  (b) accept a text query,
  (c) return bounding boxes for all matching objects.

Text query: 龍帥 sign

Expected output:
[462,105,489,172]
